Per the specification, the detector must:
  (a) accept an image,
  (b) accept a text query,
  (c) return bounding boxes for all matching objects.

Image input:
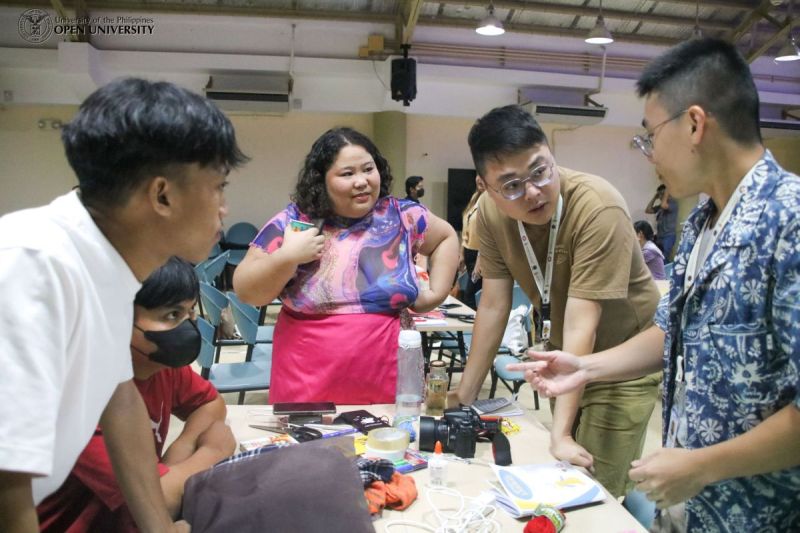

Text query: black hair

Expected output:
[636,37,761,145]
[291,127,393,218]
[134,256,199,310]
[468,105,549,177]
[62,78,249,209]
[657,184,666,192]
[634,220,656,242]
[405,176,423,195]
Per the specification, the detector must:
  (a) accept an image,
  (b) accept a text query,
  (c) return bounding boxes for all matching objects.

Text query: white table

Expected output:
[224,404,646,533]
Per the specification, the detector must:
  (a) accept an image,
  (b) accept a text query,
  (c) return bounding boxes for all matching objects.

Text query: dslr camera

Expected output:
[419,405,501,459]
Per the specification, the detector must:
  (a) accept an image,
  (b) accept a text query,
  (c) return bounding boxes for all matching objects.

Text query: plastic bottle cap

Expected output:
[398,329,422,349]
[434,440,443,454]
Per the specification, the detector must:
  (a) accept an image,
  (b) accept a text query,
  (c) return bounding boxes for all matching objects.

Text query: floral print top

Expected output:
[654,150,800,531]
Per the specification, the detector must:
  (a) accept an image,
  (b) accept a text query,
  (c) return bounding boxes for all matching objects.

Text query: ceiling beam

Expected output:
[417,16,679,46]
[4,0,399,24]
[728,0,781,42]
[402,0,424,45]
[434,1,732,31]
[745,19,794,62]
[436,0,758,14]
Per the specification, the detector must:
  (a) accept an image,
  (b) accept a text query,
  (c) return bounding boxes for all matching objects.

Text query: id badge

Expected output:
[541,319,551,342]
[665,380,687,448]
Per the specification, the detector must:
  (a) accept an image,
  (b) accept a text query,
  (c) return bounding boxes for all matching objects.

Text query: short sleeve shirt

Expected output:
[0,191,139,504]
[653,151,800,531]
[37,366,219,532]
[478,167,660,353]
[251,196,427,315]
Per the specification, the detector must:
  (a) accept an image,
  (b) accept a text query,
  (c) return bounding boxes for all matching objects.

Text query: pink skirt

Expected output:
[268,307,400,405]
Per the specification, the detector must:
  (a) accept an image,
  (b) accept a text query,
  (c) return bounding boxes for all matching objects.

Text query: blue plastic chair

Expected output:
[197,317,270,405]
[227,292,275,362]
[199,282,248,363]
[623,490,656,529]
[195,250,230,286]
[224,222,258,267]
[487,285,539,409]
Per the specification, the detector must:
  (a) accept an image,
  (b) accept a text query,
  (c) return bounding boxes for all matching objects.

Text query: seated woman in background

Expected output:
[633,220,666,280]
[234,127,459,404]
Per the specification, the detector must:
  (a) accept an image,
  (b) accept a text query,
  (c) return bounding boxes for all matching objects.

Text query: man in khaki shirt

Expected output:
[452,104,660,497]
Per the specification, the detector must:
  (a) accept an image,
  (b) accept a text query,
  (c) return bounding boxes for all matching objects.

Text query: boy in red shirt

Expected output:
[37,257,236,531]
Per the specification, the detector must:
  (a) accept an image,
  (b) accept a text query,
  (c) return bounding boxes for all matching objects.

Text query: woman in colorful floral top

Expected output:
[234,128,458,404]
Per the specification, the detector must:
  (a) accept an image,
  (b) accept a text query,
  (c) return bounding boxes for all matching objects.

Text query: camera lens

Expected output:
[418,416,438,452]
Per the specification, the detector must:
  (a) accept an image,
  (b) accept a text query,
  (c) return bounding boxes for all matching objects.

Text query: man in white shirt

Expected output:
[0,78,248,532]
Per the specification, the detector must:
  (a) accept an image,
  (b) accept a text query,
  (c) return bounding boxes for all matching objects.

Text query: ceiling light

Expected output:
[775,36,800,61]
[476,5,505,36]
[585,0,613,45]
[585,15,613,44]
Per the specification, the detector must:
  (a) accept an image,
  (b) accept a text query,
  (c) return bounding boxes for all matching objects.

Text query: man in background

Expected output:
[645,183,678,259]
[404,175,425,203]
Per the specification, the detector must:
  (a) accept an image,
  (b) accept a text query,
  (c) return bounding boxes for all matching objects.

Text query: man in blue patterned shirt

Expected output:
[509,37,800,532]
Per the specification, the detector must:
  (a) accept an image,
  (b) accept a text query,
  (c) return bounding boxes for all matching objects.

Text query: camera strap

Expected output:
[491,432,512,466]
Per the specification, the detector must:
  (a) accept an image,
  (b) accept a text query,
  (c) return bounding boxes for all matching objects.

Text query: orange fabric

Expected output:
[364,472,418,515]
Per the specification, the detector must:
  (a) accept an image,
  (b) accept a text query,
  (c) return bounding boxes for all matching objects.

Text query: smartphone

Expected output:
[438,303,460,309]
[273,402,337,415]
[289,219,316,232]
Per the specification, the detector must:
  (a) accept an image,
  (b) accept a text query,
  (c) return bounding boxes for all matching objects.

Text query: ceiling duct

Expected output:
[518,86,607,126]
[205,73,291,114]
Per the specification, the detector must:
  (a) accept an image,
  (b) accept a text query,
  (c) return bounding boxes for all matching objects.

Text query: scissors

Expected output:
[248,423,323,442]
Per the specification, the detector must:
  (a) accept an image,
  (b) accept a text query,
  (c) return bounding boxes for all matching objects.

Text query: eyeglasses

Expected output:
[632,109,687,157]
[485,162,554,201]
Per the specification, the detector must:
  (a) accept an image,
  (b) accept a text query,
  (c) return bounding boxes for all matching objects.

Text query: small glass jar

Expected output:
[425,360,448,416]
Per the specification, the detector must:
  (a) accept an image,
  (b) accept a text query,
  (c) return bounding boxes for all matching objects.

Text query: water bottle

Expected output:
[395,329,424,420]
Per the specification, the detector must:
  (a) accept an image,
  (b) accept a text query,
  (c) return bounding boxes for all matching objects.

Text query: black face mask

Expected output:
[133,319,201,368]
[416,188,425,198]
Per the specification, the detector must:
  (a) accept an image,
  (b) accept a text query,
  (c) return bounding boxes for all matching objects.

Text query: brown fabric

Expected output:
[462,202,481,251]
[364,472,418,516]
[183,444,375,533]
[477,167,660,354]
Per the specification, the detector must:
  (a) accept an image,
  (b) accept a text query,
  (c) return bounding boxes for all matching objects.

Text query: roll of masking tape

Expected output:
[365,427,410,462]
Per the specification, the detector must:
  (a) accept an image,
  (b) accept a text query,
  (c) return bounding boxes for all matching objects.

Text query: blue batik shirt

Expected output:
[653,150,800,532]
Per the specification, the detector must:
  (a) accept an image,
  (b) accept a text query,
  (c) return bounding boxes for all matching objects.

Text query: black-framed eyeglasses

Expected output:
[632,109,688,157]
[485,161,555,201]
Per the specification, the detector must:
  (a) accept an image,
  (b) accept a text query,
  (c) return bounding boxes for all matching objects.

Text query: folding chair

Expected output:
[487,284,540,409]
[197,317,270,405]
[227,291,274,362]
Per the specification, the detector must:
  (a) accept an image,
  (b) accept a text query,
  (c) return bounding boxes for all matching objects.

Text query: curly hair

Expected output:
[291,127,393,218]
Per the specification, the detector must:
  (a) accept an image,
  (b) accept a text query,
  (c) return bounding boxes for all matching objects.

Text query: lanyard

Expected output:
[518,195,563,341]
[683,182,745,297]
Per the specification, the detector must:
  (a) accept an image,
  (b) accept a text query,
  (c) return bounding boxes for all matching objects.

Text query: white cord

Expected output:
[383,486,501,533]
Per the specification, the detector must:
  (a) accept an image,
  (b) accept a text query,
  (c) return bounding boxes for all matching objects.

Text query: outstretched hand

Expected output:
[506,349,588,398]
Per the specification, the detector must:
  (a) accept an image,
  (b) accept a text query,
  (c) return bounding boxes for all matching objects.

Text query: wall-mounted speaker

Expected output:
[391,58,417,106]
